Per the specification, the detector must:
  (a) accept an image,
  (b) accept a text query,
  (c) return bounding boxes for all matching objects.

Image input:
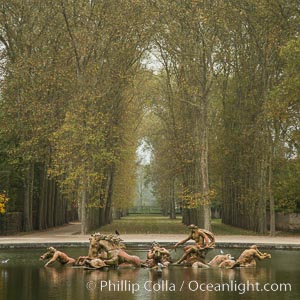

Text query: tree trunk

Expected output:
[104,166,115,225]
[269,140,276,236]
[38,165,47,230]
[23,162,34,232]
[258,152,267,234]
[169,178,176,219]
[47,179,54,228]
[269,163,276,236]
[198,97,211,230]
[81,186,87,234]
[98,169,111,226]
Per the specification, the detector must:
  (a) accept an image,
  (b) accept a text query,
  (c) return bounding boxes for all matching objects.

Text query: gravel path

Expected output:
[1,222,300,246]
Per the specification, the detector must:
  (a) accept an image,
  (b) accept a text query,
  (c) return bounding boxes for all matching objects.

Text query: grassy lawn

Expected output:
[95,215,259,235]
[211,219,260,235]
[98,215,188,234]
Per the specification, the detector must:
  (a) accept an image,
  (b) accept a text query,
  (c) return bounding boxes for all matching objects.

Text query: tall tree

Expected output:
[149,0,222,229]
[217,0,299,232]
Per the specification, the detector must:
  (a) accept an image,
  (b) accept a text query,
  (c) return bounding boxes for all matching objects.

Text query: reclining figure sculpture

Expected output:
[40,247,75,267]
[230,245,271,268]
[193,245,271,269]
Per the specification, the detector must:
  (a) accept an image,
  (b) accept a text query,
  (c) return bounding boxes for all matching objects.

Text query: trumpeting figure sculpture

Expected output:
[146,241,172,269]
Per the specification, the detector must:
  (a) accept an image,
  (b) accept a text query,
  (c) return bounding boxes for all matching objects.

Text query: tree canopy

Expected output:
[0,0,299,234]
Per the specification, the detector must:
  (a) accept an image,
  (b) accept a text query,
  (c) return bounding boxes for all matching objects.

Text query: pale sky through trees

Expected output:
[141,50,162,74]
[136,139,152,165]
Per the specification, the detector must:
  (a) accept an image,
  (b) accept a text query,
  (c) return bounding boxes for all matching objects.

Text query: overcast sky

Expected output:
[136,139,152,165]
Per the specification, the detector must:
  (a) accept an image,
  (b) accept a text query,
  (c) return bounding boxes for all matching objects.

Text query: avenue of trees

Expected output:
[0,0,299,234]
[0,0,151,234]
[142,0,300,233]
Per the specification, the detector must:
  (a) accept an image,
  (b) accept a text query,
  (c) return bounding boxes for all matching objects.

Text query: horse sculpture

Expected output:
[87,233,143,268]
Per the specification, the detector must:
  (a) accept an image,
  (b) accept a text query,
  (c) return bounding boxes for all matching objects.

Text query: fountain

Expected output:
[1,224,297,300]
[39,224,271,270]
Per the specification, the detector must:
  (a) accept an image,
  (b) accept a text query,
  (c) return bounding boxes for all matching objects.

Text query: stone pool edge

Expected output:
[0,242,300,250]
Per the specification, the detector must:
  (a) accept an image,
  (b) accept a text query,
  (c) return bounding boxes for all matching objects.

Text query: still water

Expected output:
[0,247,299,300]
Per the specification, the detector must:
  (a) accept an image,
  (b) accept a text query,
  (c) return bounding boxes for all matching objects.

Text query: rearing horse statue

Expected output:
[88,233,143,268]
